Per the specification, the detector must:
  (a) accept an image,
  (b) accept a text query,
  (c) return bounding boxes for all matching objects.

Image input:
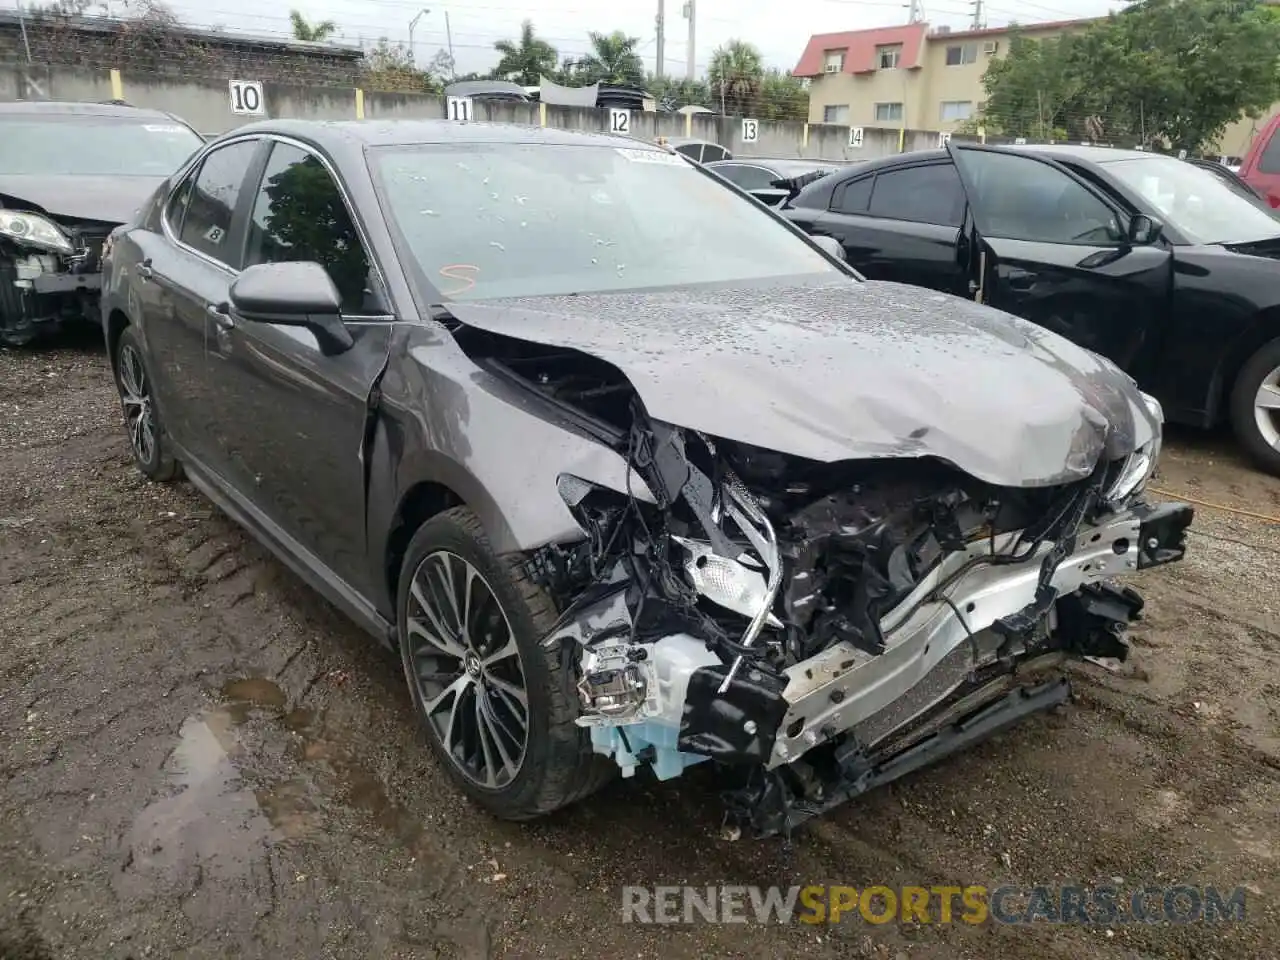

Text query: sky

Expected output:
[19,0,1123,76]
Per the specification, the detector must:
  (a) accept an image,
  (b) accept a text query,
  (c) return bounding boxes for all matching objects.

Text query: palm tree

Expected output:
[579,31,645,86]
[709,40,765,116]
[492,20,559,86]
[290,10,336,43]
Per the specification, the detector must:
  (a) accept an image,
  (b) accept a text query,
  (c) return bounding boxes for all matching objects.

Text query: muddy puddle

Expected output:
[117,677,431,904]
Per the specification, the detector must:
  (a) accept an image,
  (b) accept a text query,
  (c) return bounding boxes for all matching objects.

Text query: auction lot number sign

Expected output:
[228,80,265,116]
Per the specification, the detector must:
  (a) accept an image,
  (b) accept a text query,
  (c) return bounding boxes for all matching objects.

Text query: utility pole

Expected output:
[445,11,456,79]
[969,0,985,30]
[906,0,925,24]
[683,0,696,82]
[655,0,665,77]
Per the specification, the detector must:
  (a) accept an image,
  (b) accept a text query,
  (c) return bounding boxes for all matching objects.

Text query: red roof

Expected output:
[793,23,929,77]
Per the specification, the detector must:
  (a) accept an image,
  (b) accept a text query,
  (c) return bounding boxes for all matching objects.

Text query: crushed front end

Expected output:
[531,397,1193,838]
[0,207,112,346]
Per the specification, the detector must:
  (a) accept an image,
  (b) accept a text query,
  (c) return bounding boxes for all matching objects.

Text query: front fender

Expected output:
[1208,306,1280,425]
[365,323,639,612]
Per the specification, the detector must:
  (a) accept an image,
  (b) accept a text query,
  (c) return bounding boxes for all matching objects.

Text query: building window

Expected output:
[940,100,974,122]
[823,49,846,72]
[874,102,903,123]
[877,44,902,69]
[945,43,978,66]
[823,104,850,124]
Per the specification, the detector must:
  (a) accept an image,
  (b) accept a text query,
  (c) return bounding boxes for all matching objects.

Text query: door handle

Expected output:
[135,260,153,280]
[1007,269,1036,291]
[207,302,234,329]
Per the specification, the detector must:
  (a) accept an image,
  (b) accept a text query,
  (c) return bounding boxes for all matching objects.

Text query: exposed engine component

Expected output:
[474,324,1192,837]
[1,208,113,346]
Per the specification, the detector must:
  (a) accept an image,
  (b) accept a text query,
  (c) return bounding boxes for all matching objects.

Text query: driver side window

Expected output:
[244,142,378,314]
[960,151,1124,245]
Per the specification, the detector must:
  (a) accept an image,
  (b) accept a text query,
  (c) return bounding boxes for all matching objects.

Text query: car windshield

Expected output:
[1102,155,1280,244]
[0,117,203,177]
[369,142,839,301]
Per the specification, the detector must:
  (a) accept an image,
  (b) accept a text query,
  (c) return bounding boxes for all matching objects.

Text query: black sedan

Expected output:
[99,119,1189,835]
[783,142,1280,475]
[706,157,845,206]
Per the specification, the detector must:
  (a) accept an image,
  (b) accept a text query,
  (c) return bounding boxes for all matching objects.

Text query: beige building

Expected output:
[792,18,1275,159]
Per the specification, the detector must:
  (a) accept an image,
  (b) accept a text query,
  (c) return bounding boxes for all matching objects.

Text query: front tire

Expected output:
[396,507,613,820]
[113,325,180,482]
[1229,336,1280,476]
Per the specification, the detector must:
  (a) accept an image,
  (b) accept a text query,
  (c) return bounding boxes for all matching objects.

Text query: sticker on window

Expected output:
[614,148,688,166]
[204,225,226,244]
[144,124,188,134]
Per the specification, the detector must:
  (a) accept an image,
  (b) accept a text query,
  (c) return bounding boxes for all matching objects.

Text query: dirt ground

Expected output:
[2,330,1280,960]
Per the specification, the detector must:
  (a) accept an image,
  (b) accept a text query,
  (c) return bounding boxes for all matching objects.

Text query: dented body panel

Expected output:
[445,278,1160,488]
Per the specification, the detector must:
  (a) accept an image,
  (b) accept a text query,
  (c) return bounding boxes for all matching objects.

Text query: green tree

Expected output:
[578,31,645,85]
[646,74,714,112]
[977,0,1280,151]
[757,68,808,121]
[492,20,559,86]
[289,9,336,43]
[361,38,440,94]
[976,30,1089,140]
[708,40,764,116]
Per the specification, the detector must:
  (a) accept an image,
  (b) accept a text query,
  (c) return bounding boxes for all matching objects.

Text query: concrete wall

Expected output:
[1,65,945,160]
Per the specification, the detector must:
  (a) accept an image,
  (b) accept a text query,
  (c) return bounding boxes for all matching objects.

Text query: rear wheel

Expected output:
[396,507,613,820]
[113,325,180,482]
[1230,337,1280,477]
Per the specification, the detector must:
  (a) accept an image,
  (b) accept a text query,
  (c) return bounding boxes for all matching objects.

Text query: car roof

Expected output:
[837,143,1158,177]
[710,158,838,174]
[0,100,181,121]
[234,118,667,152]
[1011,143,1154,164]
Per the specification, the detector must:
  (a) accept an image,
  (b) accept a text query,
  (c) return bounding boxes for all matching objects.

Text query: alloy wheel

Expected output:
[406,550,529,788]
[1255,363,1280,452]
[118,343,156,466]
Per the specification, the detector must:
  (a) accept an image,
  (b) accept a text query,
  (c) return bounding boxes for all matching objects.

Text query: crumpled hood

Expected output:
[448,278,1161,488]
[0,175,165,225]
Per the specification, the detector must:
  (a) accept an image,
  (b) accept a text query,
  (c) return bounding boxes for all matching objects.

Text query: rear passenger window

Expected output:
[717,165,778,191]
[868,165,966,226]
[833,177,873,214]
[178,140,259,267]
[1259,129,1280,174]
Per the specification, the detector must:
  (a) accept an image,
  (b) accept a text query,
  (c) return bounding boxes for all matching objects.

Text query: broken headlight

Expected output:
[0,209,73,256]
[672,535,783,629]
[1107,392,1163,504]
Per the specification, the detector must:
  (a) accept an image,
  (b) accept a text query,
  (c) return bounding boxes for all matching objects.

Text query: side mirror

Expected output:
[228,261,354,355]
[1127,214,1163,245]
[811,234,847,262]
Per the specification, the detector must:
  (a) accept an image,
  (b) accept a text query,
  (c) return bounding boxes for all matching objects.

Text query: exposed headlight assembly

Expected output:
[1107,392,1164,504]
[0,209,73,255]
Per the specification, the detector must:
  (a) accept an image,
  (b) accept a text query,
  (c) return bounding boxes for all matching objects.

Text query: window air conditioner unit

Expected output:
[982,40,999,55]
[824,63,840,73]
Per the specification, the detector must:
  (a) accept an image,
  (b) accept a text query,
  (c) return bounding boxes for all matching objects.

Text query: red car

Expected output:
[1240,113,1280,208]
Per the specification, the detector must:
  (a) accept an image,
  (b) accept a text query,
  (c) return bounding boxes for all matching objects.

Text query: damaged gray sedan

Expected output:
[102,119,1194,836]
